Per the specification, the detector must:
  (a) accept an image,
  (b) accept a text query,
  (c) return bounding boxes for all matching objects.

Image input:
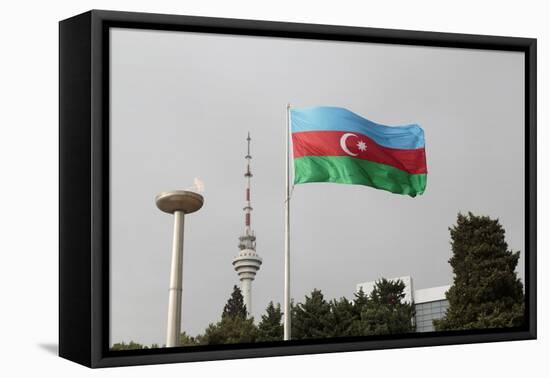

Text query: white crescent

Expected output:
[340,133,358,156]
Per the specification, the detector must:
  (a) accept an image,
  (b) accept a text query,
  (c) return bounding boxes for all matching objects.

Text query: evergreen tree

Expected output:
[199,285,258,345]
[222,285,247,319]
[434,212,525,331]
[349,287,369,335]
[352,287,369,314]
[111,341,164,350]
[292,289,332,340]
[110,341,145,350]
[200,316,258,345]
[326,297,355,337]
[179,332,201,346]
[354,279,415,336]
[257,301,283,342]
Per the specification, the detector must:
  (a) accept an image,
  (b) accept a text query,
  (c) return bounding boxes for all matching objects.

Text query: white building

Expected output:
[357,276,450,332]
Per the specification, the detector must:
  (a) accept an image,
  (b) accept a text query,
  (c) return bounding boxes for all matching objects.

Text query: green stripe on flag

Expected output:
[294,156,427,197]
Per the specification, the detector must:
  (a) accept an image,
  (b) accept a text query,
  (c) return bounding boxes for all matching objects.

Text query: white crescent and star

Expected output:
[339,133,367,156]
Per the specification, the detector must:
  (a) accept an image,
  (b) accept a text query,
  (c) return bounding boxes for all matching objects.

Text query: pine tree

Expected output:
[110,341,145,350]
[353,287,369,315]
[326,297,355,337]
[292,289,332,340]
[349,287,369,335]
[200,316,258,345]
[199,284,258,345]
[434,212,525,331]
[222,285,247,320]
[179,332,201,346]
[257,301,283,342]
[353,279,415,336]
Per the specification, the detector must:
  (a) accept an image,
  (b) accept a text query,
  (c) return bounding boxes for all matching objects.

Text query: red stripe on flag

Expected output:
[292,131,427,174]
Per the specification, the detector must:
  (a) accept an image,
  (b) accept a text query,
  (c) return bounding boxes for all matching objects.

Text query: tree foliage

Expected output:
[291,289,333,339]
[290,282,413,340]
[353,279,415,336]
[257,301,283,342]
[353,287,369,314]
[222,285,247,319]
[110,341,147,350]
[434,212,525,331]
[179,332,201,346]
[199,285,258,345]
[200,316,258,345]
[325,297,355,337]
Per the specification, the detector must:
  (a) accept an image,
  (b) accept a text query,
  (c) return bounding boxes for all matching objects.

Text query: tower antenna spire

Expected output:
[244,132,253,233]
[247,131,251,157]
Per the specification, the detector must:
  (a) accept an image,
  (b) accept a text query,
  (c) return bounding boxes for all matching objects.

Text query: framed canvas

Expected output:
[59,10,537,368]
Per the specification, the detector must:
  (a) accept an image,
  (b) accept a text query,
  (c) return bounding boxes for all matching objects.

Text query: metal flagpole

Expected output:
[284,103,291,340]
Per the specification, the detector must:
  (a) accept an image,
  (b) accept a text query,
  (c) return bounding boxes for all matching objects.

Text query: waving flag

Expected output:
[290,106,427,197]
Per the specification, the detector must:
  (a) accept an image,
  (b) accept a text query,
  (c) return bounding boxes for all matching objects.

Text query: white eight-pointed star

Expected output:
[356,140,367,152]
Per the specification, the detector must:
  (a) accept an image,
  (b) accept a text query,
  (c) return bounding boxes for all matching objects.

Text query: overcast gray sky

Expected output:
[109,28,525,346]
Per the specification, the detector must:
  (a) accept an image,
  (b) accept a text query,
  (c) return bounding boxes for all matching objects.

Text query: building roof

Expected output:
[414,285,450,304]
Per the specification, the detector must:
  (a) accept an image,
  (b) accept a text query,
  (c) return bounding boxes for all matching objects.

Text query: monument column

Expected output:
[156,190,203,347]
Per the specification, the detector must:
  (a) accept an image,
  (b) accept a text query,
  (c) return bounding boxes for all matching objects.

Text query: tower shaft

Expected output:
[241,278,252,316]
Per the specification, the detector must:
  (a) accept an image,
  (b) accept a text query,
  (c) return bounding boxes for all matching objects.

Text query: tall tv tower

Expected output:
[232,132,262,316]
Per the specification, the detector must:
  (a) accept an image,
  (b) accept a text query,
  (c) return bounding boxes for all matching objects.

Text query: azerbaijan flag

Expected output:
[290,106,427,197]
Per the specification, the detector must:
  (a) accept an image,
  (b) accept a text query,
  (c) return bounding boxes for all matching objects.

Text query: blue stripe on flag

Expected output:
[290,106,425,150]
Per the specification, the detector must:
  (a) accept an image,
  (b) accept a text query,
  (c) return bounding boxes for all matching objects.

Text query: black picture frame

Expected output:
[59,9,537,368]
